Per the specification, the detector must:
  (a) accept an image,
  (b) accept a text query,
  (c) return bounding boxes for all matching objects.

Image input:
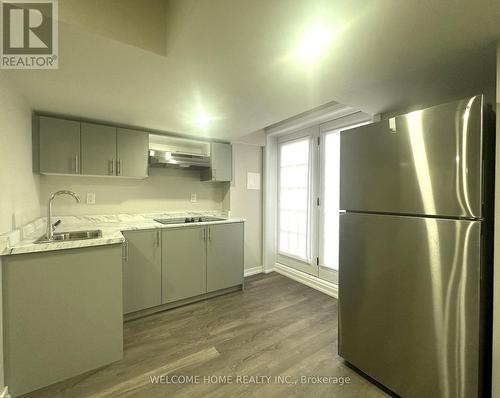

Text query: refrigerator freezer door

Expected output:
[340,95,483,218]
[339,212,482,398]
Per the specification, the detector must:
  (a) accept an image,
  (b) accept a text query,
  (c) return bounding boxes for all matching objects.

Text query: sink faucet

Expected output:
[46,190,80,240]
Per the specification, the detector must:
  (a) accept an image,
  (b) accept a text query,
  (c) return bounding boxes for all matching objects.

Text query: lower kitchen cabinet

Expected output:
[207,222,244,292]
[162,226,207,303]
[122,229,162,314]
[122,222,244,314]
[2,245,123,397]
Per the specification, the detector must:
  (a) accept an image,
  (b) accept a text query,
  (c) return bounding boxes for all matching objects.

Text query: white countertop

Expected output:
[0,212,244,256]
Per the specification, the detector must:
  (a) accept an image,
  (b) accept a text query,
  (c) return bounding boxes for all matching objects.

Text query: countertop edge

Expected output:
[1,218,245,256]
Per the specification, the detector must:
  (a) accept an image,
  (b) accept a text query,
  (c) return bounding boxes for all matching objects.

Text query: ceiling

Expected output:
[2,0,499,140]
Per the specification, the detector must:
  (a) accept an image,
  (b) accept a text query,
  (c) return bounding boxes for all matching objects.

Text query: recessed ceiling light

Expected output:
[294,25,336,62]
[193,111,217,129]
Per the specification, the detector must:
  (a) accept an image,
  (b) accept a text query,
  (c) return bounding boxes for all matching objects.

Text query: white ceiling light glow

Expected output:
[193,110,218,130]
[294,25,336,61]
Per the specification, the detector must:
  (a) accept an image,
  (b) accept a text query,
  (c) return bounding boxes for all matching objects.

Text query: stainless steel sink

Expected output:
[34,230,102,244]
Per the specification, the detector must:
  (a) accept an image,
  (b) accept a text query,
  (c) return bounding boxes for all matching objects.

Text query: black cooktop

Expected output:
[154,216,225,225]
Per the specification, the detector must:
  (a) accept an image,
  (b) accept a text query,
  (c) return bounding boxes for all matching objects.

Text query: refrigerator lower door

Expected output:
[339,213,482,398]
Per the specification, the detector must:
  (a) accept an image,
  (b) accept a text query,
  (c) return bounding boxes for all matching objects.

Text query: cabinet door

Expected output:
[39,116,81,174]
[207,223,243,292]
[116,128,149,178]
[81,122,117,176]
[211,142,232,181]
[123,229,162,314]
[162,226,207,303]
[202,142,232,182]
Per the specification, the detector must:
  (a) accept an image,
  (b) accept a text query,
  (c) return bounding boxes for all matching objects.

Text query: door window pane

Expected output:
[322,131,340,270]
[278,138,311,261]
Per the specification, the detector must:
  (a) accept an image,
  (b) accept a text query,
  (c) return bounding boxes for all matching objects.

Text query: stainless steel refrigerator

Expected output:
[338,95,494,398]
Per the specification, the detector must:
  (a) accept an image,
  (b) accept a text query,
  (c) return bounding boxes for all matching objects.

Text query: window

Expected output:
[278,137,311,261]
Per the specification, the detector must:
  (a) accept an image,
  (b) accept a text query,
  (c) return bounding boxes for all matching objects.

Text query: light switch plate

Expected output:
[190,193,197,203]
[86,192,96,205]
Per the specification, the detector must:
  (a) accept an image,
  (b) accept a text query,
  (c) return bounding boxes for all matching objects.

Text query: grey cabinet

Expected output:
[2,245,123,397]
[117,128,149,178]
[161,226,207,303]
[81,122,117,176]
[207,222,244,292]
[201,142,232,182]
[39,116,81,174]
[123,222,243,312]
[123,229,162,314]
[38,116,149,178]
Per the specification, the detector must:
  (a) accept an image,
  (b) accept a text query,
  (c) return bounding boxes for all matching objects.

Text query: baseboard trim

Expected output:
[244,266,263,277]
[274,263,338,298]
[244,266,274,277]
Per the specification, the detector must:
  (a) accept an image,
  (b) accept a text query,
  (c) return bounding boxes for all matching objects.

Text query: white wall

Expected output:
[0,75,41,394]
[492,43,500,398]
[0,75,40,234]
[39,168,229,216]
[230,144,263,271]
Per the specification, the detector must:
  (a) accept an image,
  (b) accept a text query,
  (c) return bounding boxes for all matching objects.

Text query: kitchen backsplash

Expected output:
[39,167,230,216]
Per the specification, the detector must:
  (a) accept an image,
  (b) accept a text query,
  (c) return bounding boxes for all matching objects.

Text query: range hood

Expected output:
[149,149,210,169]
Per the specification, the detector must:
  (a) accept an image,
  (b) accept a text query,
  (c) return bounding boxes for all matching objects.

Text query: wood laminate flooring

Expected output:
[21,273,389,398]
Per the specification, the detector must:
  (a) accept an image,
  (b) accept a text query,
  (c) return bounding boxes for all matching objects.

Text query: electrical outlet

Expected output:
[190,193,197,203]
[86,192,96,205]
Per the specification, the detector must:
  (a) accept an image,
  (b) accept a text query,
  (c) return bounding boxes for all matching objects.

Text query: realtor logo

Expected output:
[1,0,58,69]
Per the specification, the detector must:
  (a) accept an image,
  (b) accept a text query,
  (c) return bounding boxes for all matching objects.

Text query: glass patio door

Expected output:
[277,126,319,276]
[318,130,341,283]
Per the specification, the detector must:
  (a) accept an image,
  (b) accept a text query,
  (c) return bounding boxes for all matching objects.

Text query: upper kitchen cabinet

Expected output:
[81,122,117,176]
[117,128,149,178]
[201,142,232,182]
[39,116,81,175]
[37,115,149,178]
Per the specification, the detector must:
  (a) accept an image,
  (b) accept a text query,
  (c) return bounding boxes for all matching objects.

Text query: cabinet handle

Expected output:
[110,159,115,175]
[212,168,216,181]
[208,226,211,241]
[75,155,79,173]
[202,228,206,241]
[156,230,160,247]
[117,159,121,175]
[123,241,129,261]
